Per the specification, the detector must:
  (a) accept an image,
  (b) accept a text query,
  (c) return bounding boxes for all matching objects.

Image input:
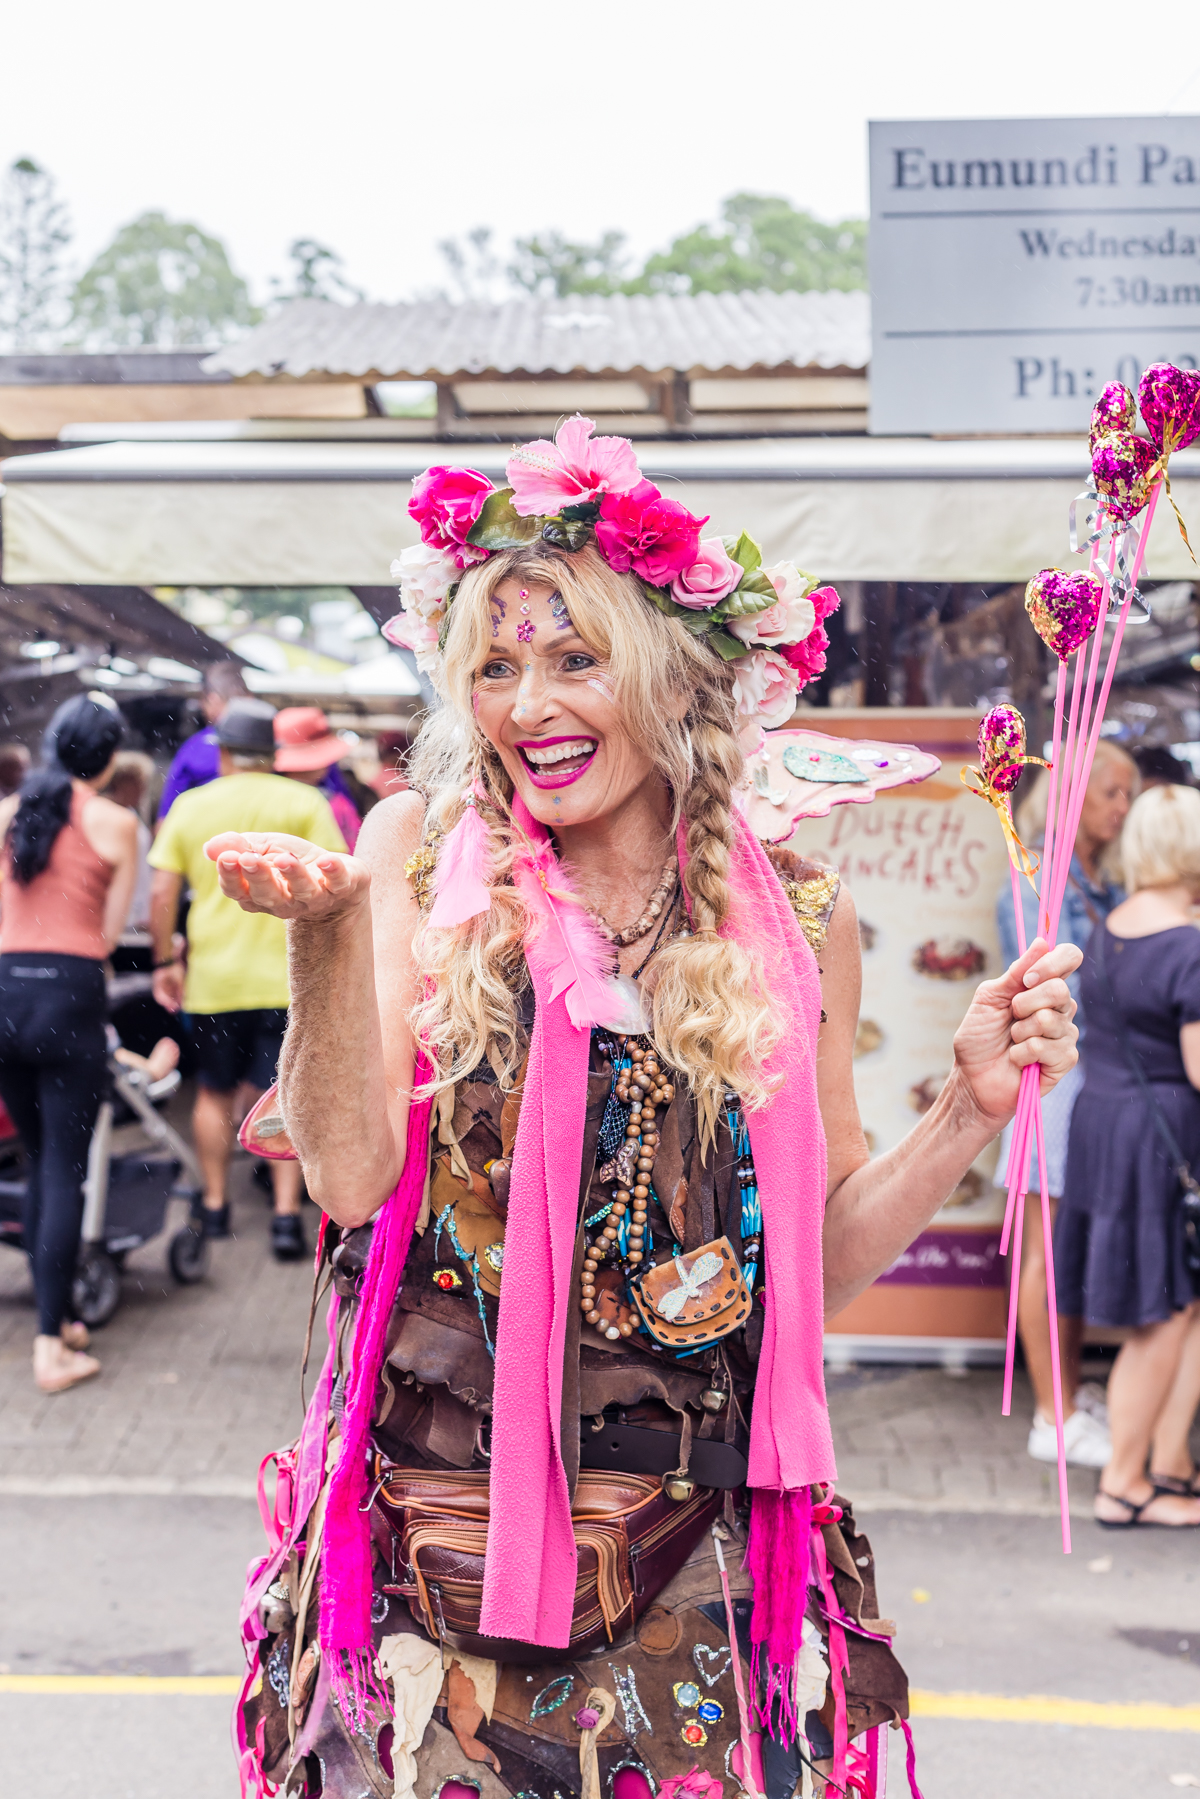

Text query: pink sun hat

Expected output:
[273,706,347,772]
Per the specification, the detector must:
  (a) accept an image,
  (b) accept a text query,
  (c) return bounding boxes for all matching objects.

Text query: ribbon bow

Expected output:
[960,762,1047,888]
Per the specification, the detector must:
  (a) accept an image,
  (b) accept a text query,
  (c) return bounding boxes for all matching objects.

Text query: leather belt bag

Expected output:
[372,1461,720,1664]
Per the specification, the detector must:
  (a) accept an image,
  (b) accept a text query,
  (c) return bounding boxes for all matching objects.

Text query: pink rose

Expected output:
[594,480,708,586]
[507,414,644,517]
[780,621,830,687]
[669,536,743,608]
[731,648,800,730]
[408,465,493,569]
[390,543,460,619]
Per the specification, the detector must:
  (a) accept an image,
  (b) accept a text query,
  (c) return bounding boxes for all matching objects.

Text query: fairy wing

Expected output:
[740,729,942,843]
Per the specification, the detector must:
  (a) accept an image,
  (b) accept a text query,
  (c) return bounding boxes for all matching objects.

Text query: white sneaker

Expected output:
[1027,1408,1112,1469]
[1074,1382,1109,1426]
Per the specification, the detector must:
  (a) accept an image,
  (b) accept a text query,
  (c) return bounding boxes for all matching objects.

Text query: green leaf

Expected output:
[722,530,762,576]
[466,487,543,550]
[559,500,601,524]
[718,573,777,621]
[540,515,594,550]
[706,629,748,661]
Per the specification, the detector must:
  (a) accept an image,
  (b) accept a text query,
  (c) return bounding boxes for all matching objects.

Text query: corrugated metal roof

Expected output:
[203,291,870,382]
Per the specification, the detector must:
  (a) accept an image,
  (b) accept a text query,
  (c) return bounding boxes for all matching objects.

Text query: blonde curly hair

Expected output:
[407,541,782,1114]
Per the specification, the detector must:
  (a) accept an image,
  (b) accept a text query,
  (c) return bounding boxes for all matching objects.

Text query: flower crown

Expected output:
[383,414,840,736]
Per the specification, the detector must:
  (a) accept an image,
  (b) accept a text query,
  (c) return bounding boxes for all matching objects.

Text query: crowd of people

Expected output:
[0,667,381,1393]
[998,746,1200,1529]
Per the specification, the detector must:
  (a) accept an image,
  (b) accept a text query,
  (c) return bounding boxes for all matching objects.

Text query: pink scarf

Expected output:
[480,802,835,1644]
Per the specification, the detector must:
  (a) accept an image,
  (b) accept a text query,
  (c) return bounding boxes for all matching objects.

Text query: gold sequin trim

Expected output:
[404,840,439,911]
[782,869,840,955]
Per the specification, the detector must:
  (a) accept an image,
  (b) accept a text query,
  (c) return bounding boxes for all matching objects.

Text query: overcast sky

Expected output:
[4,0,1200,305]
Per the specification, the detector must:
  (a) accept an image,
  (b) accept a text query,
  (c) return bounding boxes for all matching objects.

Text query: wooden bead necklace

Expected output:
[590,857,678,949]
[580,1038,676,1339]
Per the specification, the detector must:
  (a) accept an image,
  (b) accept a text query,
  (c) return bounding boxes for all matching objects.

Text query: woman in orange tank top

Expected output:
[0,695,139,1394]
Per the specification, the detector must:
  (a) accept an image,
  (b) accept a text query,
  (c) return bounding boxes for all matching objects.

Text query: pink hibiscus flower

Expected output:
[781,620,830,687]
[409,465,493,569]
[506,415,643,517]
[594,480,707,586]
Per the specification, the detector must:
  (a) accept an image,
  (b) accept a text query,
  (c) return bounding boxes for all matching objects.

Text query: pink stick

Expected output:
[1038,660,1069,940]
[1048,484,1162,938]
[1045,534,1119,938]
[1000,840,1029,1415]
[1001,1181,1025,1418]
[1034,1095,1072,1554]
[1000,1065,1037,1257]
[999,657,1067,1257]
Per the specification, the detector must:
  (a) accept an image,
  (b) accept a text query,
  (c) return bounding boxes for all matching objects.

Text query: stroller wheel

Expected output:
[168,1224,210,1285]
[72,1248,121,1328]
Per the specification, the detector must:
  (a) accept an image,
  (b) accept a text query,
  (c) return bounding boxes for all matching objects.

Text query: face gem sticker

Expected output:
[489,597,507,638]
[549,590,572,631]
[587,675,615,702]
[517,620,535,643]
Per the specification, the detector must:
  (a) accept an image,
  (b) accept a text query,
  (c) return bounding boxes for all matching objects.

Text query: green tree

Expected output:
[508,230,629,297]
[0,157,73,350]
[632,193,867,295]
[70,211,260,347]
[273,237,363,304]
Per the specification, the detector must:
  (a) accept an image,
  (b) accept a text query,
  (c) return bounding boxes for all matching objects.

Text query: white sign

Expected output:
[869,115,1200,435]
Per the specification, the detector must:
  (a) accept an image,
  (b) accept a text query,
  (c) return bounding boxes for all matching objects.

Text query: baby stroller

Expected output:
[0,1059,207,1328]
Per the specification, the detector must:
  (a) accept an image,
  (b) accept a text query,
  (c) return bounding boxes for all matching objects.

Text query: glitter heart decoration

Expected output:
[1024,568,1105,662]
[978,704,1026,795]
[1138,361,1200,456]
[1090,429,1160,526]
[1089,381,1136,450]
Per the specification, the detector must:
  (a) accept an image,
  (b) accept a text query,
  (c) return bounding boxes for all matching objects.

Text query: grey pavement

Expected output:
[1,1095,1198,1797]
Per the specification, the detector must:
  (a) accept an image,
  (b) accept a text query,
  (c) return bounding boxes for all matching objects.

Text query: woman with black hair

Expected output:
[0,694,139,1393]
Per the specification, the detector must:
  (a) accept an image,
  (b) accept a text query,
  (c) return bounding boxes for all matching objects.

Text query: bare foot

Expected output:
[61,1321,90,1352]
[34,1334,101,1394]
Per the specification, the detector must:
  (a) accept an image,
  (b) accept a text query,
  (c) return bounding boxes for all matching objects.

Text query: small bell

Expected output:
[662,1472,695,1503]
[700,1388,727,1413]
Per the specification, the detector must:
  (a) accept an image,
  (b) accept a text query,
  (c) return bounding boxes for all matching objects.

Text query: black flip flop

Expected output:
[1149,1468,1200,1498]
[1096,1489,1200,1530]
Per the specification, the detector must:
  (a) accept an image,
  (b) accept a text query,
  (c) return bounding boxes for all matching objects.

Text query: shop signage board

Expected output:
[869,114,1200,435]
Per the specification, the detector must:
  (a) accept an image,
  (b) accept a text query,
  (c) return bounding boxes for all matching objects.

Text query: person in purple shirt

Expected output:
[157,662,250,824]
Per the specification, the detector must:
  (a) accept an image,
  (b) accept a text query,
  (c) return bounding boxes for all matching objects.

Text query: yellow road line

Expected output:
[0,1677,1195,1731]
[910,1690,1200,1732]
[0,1675,240,1695]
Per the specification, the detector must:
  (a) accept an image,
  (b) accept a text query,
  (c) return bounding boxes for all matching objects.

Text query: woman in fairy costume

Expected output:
[215,421,1080,1799]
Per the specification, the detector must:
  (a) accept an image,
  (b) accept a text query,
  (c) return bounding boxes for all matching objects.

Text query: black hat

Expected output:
[216,699,278,757]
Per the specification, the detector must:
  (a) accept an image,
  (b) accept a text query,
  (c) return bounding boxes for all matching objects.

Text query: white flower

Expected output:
[390,542,459,621]
[729,562,816,649]
[381,608,442,676]
[730,649,800,731]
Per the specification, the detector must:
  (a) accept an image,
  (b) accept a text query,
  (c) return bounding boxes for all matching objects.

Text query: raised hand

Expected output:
[952,937,1081,1128]
[204,831,370,923]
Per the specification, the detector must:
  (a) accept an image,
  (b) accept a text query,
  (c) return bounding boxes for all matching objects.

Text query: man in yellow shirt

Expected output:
[149,700,346,1260]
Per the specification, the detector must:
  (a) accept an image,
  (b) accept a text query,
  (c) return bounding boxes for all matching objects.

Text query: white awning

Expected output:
[3,436,1199,586]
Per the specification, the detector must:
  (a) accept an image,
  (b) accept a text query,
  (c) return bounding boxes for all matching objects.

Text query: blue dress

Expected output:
[992,856,1121,1196]
[1055,922,1200,1326]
